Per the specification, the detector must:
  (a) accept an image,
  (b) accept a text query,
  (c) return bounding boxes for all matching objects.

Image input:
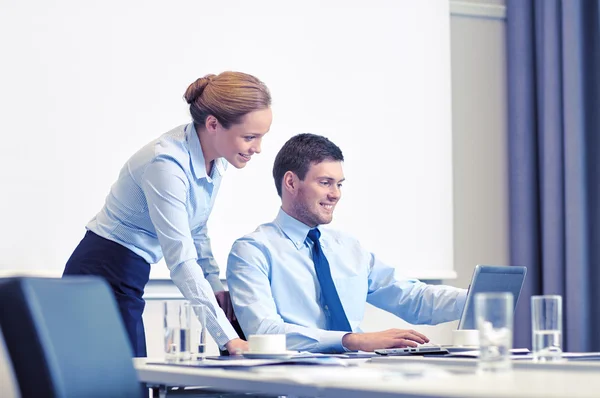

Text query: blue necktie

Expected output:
[307,228,352,332]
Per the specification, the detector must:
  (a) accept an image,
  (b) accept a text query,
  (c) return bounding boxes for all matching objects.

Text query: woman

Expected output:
[63,71,272,356]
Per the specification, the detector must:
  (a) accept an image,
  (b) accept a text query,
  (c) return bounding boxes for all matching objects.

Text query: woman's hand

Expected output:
[225,338,248,355]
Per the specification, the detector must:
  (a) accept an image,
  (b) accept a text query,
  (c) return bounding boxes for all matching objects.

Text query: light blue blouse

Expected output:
[87,122,236,348]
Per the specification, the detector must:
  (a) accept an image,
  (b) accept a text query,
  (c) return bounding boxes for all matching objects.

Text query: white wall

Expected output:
[0,0,455,282]
[142,0,510,356]
[450,2,509,292]
[352,0,510,345]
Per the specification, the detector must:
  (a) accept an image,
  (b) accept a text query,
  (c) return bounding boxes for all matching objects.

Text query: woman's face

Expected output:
[214,107,273,169]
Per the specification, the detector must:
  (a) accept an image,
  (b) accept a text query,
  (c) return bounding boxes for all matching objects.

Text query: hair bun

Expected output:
[184,74,216,104]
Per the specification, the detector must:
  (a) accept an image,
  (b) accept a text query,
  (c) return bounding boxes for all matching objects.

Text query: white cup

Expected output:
[247,334,287,354]
[452,329,479,347]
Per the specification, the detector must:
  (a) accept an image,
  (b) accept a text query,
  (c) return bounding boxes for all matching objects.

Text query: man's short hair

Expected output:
[272,133,344,197]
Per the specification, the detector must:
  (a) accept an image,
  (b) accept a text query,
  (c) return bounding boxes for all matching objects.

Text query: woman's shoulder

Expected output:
[136,124,195,174]
[154,124,190,157]
[122,124,189,178]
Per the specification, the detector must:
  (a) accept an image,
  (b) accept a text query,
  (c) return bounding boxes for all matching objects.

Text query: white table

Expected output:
[370,354,600,371]
[135,357,600,398]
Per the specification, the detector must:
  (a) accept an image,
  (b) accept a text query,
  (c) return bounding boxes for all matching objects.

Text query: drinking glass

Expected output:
[163,300,191,361]
[475,292,513,373]
[531,295,563,361]
[187,304,207,361]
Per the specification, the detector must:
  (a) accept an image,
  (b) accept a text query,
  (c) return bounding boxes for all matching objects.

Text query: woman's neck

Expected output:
[197,125,217,176]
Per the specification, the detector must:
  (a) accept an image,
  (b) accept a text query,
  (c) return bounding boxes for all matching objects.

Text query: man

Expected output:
[227,134,467,353]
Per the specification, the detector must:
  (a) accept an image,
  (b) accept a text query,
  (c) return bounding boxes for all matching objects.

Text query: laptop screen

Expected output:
[457,265,527,330]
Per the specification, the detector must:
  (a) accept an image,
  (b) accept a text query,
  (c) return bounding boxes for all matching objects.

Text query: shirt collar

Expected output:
[275,208,316,250]
[186,123,227,181]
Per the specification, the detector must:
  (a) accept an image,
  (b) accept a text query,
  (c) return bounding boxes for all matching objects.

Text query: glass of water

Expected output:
[531,295,563,361]
[475,292,513,373]
[186,303,207,361]
[163,300,191,361]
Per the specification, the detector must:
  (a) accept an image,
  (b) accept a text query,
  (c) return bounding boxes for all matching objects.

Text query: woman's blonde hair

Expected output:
[184,71,271,129]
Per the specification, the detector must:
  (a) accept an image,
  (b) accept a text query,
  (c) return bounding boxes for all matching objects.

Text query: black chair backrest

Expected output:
[0,276,144,398]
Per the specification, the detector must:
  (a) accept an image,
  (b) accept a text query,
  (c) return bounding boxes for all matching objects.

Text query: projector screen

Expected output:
[0,0,455,280]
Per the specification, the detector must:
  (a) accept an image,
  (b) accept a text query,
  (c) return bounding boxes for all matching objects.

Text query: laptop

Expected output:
[375,265,527,356]
[457,265,527,330]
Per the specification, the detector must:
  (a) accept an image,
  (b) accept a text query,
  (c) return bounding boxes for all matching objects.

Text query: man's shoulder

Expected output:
[232,222,283,250]
[228,222,286,273]
[320,226,360,246]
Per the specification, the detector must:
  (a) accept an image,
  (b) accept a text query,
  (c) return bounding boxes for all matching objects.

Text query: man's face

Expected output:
[290,160,344,227]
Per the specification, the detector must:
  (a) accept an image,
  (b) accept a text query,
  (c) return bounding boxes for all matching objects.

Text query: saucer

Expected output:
[242,351,296,360]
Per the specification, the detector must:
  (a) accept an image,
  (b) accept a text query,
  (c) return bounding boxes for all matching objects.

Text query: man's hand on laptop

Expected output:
[342,329,430,352]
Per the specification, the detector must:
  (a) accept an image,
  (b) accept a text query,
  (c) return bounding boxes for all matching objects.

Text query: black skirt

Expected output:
[63,230,151,357]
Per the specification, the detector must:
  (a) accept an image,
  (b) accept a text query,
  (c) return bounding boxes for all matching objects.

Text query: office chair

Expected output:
[0,276,144,398]
[0,326,20,398]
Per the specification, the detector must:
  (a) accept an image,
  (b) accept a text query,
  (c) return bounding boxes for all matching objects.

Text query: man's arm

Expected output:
[227,238,348,353]
[365,251,467,324]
